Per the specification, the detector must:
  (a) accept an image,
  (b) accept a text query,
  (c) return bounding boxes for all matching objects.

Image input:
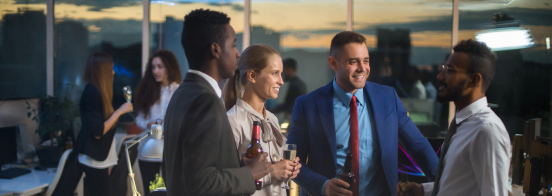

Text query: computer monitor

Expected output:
[0,126,18,171]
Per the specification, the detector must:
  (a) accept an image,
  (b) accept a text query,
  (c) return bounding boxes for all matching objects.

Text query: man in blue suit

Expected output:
[286,31,438,196]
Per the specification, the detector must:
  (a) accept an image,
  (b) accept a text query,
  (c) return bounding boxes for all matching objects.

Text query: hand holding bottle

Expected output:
[395,181,424,196]
[324,178,353,196]
[243,152,273,180]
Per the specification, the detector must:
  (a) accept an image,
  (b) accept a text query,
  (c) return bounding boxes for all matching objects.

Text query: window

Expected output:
[0,0,47,100]
[54,0,144,106]
[150,0,245,76]
[355,0,453,135]
[458,1,552,137]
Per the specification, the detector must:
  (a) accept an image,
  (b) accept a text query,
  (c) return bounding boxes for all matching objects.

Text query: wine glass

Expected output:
[281,144,297,189]
[123,86,132,103]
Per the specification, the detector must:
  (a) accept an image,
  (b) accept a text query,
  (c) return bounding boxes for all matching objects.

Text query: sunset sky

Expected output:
[1,0,551,50]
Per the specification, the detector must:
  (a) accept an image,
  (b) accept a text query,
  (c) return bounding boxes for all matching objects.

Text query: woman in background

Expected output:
[133,49,181,195]
[134,49,181,130]
[72,52,133,195]
[222,44,301,196]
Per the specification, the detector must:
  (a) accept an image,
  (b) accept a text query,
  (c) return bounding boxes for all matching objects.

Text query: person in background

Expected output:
[162,9,272,196]
[421,70,437,100]
[369,63,409,98]
[287,31,438,196]
[407,66,427,99]
[270,58,307,117]
[53,52,134,196]
[396,40,510,196]
[133,49,181,196]
[134,49,182,130]
[223,44,302,196]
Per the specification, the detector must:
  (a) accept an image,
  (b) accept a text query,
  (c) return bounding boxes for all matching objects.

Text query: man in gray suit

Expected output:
[163,9,272,196]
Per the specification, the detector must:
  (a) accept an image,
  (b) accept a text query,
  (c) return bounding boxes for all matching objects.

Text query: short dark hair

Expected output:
[181,9,230,69]
[330,31,366,57]
[283,58,297,70]
[453,39,497,92]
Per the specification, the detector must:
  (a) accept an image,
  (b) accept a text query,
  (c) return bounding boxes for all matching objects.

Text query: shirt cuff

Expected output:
[321,180,329,195]
[422,182,434,196]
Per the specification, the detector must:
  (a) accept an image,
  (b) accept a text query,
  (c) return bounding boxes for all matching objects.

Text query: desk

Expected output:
[0,168,56,196]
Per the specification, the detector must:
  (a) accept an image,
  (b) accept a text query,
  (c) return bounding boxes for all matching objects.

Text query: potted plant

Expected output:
[26,85,81,167]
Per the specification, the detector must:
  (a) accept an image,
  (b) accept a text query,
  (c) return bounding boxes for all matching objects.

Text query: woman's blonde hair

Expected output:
[83,52,115,121]
[222,44,280,111]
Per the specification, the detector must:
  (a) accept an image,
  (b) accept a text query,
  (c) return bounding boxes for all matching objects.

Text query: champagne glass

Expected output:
[123,86,132,103]
[282,144,297,189]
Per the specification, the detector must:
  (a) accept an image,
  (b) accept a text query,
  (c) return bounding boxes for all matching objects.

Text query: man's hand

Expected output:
[395,182,424,196]
[324,178,352,196]
[242,152,273,180]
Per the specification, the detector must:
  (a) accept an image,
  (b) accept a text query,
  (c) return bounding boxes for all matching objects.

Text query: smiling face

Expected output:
[151,57,169,85]
[330,42,370,94]
[248,54,284,100]
[436,52,472,103]
[218,24,241,80]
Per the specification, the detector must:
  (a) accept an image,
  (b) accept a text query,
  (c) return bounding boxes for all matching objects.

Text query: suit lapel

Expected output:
[364,82,390,157]
[315,81,337,167]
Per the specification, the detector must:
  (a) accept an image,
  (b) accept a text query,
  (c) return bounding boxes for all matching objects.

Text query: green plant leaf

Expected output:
[27,112,31,118]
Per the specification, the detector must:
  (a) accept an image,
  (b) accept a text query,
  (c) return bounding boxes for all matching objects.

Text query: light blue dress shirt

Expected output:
[321,79,383,195]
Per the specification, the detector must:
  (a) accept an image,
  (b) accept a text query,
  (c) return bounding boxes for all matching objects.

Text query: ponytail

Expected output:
[223,69,242,111]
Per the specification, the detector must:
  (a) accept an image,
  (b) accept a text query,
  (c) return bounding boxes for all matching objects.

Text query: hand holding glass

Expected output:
[282,144,297,189]
[123,86,132,103]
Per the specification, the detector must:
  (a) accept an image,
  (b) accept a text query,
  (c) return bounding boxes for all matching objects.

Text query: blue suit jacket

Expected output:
[287,81,438,196]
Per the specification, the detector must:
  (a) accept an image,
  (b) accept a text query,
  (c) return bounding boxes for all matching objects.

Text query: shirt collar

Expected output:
[188,69,222,97]
[455,96,488,124]
[236,99,266,120]
[332,78,365,108]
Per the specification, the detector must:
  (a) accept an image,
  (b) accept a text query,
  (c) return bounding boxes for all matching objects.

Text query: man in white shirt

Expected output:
[396,39,510,196]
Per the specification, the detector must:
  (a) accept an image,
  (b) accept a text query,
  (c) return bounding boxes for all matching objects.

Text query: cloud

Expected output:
[14,0,142,11]
[353,7,552,35]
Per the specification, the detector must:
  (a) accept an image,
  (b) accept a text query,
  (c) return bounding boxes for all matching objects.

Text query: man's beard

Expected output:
[436,80,466,103]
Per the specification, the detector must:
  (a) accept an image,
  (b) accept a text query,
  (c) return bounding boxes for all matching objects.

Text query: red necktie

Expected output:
[350,95,359,196]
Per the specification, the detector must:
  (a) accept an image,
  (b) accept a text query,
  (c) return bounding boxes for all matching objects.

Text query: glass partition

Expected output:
[250,0,347,122]
[354,0,453,136]
[0,0,47,100]
[53,0,143,107]
[150,0,245,76]
[458,1,552,138]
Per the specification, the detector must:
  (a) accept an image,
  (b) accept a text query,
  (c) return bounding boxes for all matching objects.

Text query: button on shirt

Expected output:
[422,97,510,196]
[321,79,383,195]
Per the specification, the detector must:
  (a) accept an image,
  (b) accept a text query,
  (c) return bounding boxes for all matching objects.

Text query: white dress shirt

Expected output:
[188,69,222,98]
[135,82,179,130]
[422,97,510,196]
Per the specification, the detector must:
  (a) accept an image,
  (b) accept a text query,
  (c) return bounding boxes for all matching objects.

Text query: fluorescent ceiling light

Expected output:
[475,27,534,51]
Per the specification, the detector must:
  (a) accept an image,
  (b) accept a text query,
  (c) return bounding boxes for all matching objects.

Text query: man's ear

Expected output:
[469,72,483,88]
[210,43,222,59]
[247,70,257,84]
[328,56,339,71]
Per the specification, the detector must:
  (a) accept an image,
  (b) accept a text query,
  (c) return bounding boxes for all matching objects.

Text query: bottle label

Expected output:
[252,124,261,140]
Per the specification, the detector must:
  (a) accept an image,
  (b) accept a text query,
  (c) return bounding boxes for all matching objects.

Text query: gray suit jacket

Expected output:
[162,73,255,196]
